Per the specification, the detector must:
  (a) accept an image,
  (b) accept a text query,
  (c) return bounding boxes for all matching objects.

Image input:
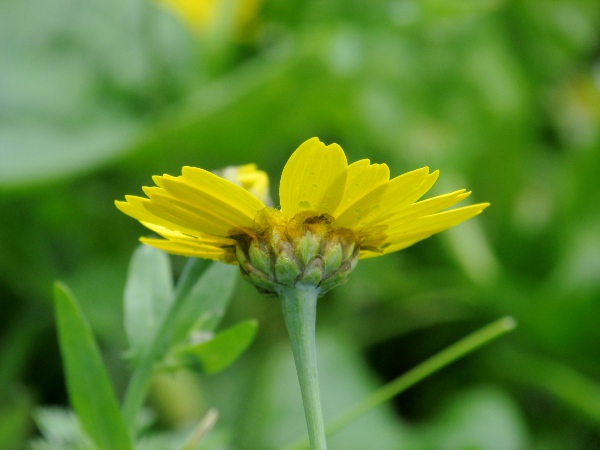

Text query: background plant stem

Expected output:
[283,316,516,450]
[121,258,208,430]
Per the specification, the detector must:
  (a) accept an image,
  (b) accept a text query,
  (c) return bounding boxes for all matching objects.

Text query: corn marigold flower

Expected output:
[116,138,489,296]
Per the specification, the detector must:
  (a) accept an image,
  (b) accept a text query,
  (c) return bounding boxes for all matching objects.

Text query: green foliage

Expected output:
[176,320,259,374]
[0,0,192,188]
[46,252,255,449]
[121,256,247,430]
[29,408,93,450]
[0,388,32,450]
[244,334,409,450]
[1,0,600,448]
[53,283,133,450]
[417,387,529,450]
[168,263,239,346]
[124,246,175,357]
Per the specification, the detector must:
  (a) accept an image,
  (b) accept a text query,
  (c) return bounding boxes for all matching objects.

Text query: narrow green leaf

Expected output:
[170,262,239,345]
[180,320,258,374]
[282,317,517,450]
[122,259,232,428]
[124,245,174,355]
[53,282,133,450]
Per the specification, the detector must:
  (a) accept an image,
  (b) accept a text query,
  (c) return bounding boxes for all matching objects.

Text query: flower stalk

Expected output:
[280,286,327,450]
[116,137,491,449]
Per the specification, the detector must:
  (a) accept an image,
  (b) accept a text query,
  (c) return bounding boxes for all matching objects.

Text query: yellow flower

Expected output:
[157,0,217,31]
[116,138,488,295]
[157,0,262,39]
[213,163,272,206]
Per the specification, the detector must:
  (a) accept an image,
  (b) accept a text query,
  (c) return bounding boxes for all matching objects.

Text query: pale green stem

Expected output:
[280,286,327,450]
[122,311,173,427]
[282,316,516,450]
[122,258,209,430]
[179,408,219,450]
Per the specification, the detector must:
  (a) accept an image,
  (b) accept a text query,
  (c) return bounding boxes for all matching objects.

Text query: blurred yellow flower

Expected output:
[157,0,261,39]
[117,138,488,294]
[158,0,216,31]
[214,163,272,206]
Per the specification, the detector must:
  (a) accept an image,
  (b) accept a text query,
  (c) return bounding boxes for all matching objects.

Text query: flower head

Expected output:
[116,138,489,296]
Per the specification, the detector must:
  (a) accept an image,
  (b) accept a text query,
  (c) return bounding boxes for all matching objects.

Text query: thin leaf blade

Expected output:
[53,281,133,450]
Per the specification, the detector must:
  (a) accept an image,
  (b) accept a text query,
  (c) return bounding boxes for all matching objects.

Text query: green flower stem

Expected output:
[122,259,208,430]
[122,311,174,428]
[280,286,327,450]
[283,316,516,450]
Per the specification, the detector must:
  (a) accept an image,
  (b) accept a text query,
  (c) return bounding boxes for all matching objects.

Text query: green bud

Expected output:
[249,240,272,276]
[246,269,277,296]
[296,232,319,267]
[300,257,323,287]
[322,241,343,277]
[233,208,360,297]
[235,244,249,266]
[320,261,352,293]
[344,242,356,261]
[275,251,301,286]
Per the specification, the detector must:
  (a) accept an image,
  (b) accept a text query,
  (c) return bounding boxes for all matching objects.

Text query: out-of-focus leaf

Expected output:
[124,245,174,356]
[53,282,133,450]
[64,256,129,347]
[0,120,142,188]
[0,388,32,450]
[29,407,92,450]
[121,260,237,428]
[242,333,408,450]
[0,0,192,188]
[509,350,600,425]
[178,320,258,374]
[170,262,239,345]
[0,0,145,188]
[418,387,529,450]
[135,426,232,450]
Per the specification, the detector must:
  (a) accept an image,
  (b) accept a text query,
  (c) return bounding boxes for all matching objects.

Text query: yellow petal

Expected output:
[142,222,235,247]
[216,164,272,206]
[374,190,472,230]
[140,187,235,236]
[359,203,489,258]
[335,167,430,229]
[140,237,227,261]
[163,167,265,222]
[333,159,390,218]
[359,237,424,259]
[116,196,212,238]
[146,173,262,236]
[365,170,440,227]
[139,222,234,261]
[116,197,162,226]
[279,137,348,216]
[384,203,490,245]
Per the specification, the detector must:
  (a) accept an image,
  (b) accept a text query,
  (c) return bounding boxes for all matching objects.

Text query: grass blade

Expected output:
[53,281,133,450]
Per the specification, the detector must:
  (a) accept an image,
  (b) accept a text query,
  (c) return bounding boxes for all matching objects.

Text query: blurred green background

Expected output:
[1,0,600,448]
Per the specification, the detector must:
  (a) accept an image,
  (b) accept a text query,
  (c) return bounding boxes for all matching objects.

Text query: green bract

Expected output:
[234,210,360,297]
